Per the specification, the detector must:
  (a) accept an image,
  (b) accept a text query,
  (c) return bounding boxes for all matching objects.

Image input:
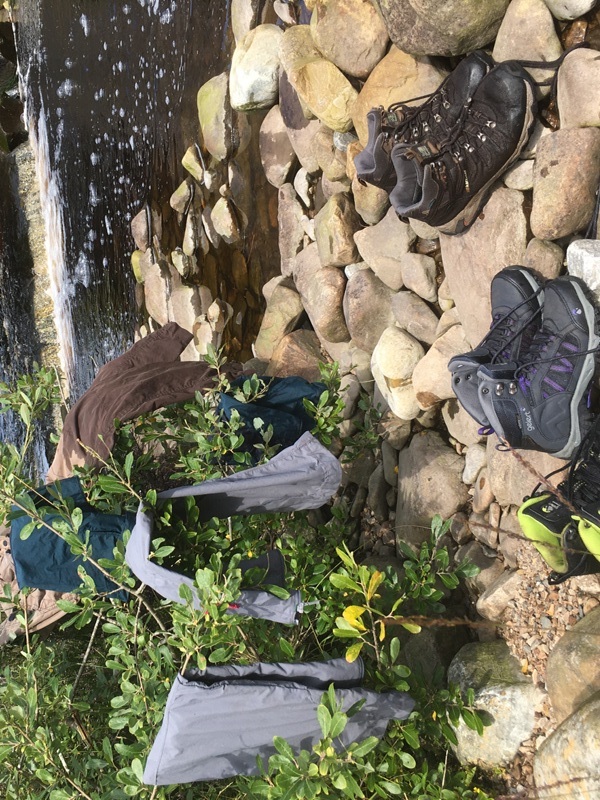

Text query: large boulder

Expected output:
[530,128,600,240]
[279,25,358,132]
[259,105,298,188]
[231,0,277,43]
[492,0,562,93]
[310,0,389,79]
[396,431,469,548]
[567,239,600,308]
[197,72,250,162]
[412,324,472,410]
[439,188,528,347]
[558,47,600,129]
[314,193,362,267]
[294,243,350,343]
[351,47,448,144]
[534,691,600,799]
[371,0,510,57]
[278,183,307,277]
[278,71,322,174]
[543,0,598,19]
[230,24,283,111]
[353,207,416,291]
[486,436,567,507]
[266,329,327,381]
[448,641,544,768]
[545,607,600,723]
[343,269,396,352]
[371,326,424,420]
[391,290,439,346]
[253,278,305,361]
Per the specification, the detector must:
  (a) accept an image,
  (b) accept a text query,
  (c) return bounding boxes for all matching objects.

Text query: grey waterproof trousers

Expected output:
[144,657,415,785]
[125,433,342,624]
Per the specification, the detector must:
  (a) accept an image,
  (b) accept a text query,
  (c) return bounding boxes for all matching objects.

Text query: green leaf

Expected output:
[401,621,421,634]
[131,758,144,783]
[34,768,54,785]
[273,736,296,760]
[124,451,134,480]
[379,780,404,795]
[390,637,400,664]
[279,637,295,660]
[351,736,379,758]
[56,598,81,613]
[332,628,361,639]
[18,521,37,541]
[329,711,347,738]
[317,704,332,738]
[208,647,230,663]
[330,573,362,593]
[333,774,347,790]
[263,583,290,600]
[178,583,194,603]
[401,724,420,750]
[399,751,416,769]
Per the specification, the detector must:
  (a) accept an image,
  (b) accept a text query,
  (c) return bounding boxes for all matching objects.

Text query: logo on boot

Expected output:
[522,408,535,432]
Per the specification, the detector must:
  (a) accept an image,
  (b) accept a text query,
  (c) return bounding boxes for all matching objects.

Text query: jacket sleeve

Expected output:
[95,323,193,379]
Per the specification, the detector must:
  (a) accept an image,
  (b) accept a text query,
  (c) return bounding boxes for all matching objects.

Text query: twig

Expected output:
[70,613,102,701]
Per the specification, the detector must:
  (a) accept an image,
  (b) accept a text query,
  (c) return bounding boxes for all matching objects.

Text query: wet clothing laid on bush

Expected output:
[11,477,133,599]
[47,322,242,482]
[143,657,415,785]
[0,527,78,645]
[218,376,325,450]
[126,432,342,625]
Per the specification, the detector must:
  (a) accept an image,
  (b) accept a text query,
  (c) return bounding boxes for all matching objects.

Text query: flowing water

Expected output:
[4,0,232,407]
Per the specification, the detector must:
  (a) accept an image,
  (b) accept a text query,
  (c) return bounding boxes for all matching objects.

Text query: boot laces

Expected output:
[387,88,447,142]
[516,333,598,398]
[487,294,542,364]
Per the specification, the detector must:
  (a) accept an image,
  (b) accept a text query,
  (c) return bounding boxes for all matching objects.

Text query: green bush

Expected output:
[0,360,493,799]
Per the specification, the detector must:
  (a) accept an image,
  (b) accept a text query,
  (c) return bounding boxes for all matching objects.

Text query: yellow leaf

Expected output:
[367,570,383,602]
[401,622,421,634]
[342,605,367,631]
[345,641,363,663]
[378,620,386,642]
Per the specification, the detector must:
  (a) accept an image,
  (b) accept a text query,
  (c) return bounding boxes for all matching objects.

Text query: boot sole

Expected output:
[436,79,537,237]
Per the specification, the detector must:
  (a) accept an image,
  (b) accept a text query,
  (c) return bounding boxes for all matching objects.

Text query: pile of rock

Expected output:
[132,0,600,793]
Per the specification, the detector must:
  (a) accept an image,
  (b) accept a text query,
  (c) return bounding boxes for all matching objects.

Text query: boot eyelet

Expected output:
[487,120,496,128]
[495,383,504,396]
[443,101,450,109]
[509,382,517,395]
[468,146,475,153]
[455,377,460,384]
[481,387,489,395]
[434,114,442,122]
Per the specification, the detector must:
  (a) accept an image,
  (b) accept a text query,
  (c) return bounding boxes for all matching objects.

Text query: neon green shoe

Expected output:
[518,492,571,575]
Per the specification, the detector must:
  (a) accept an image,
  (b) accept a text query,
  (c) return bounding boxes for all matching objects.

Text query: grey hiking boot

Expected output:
[477,276,600,459]
[448,267,543,427]
[389,61,537,235]
[354,50,494,192]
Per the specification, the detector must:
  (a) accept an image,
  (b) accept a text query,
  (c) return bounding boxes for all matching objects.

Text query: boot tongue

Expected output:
[403,140,439,165]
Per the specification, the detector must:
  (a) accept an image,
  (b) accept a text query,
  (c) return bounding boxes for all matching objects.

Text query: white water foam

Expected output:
[25,99,75,390]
